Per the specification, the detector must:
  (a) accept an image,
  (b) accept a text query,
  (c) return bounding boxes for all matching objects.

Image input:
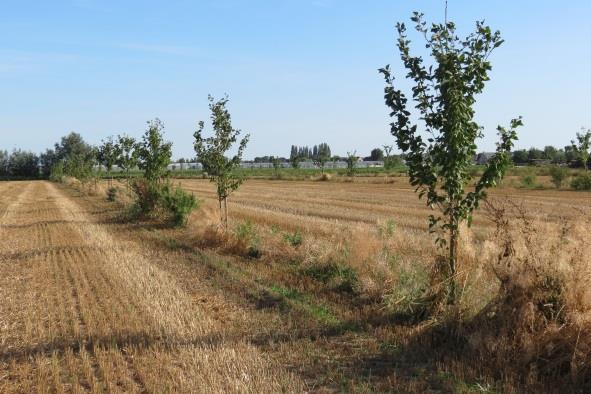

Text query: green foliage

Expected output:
[114,134,138,186]
[549,165,568,189]
[520,173,538,188]
[131,179,162,215]
[380,12,522,303]
[49,161,65,182]
[106,187,118,202]
[382,145,404,170]
[137,119,172,183]
[233,220,261,258]
[571,128,590,171]
[40,149,57,178]
[283,230,303,247]
[270,156,281,176]
[130,179,199,226]
[6,150,39,178]
[194,95,249,228]
[312,143,331,173]
[97,136,117,178]
[346,151,357,176]
[53,132,96,182]
[159,183,199,226]
[290,156,301,169]
[571,173,591,191]
[370,148,384,161]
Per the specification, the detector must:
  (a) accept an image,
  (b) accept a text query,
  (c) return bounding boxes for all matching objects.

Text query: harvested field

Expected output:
[179,178,590,237]
[1,178,590,392]
[0,181,302,393]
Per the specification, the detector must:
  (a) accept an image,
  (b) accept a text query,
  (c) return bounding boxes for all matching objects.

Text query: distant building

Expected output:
[474,152,496,165]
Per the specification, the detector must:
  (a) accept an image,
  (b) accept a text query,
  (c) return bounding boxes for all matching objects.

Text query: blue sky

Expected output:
[1,0,590,159]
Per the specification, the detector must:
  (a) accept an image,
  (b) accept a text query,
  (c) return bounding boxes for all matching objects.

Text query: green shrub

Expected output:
[131,179,162,216]
[520,173,537,188]
[160,184,199,226]
[131,180,199,226]
[571,173,591,191]
[549,165,568,189]
[49,162,65,182]
[283,230,303,247]
[106,187,118,202]
[234,221,262,258]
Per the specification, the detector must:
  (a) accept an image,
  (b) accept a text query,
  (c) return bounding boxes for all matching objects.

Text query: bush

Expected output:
[49,162,65,182]
[520,173,537,188]
[160,184,199,226]
[571,173,591,191]
[233,221,261,258]
[106,187,118,202]
[549,165,568,189]
[131,179,162,216]
[283,230,303,247]
[131,180,199,226]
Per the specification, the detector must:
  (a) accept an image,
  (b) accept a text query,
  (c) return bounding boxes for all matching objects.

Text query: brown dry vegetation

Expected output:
[1,178,590,392]
[0,181,302,392]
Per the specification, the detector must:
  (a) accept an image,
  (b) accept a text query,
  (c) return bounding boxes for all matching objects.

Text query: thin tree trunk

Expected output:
[224,198,228,230]
[219,198,223,227]
[448,225,458,305]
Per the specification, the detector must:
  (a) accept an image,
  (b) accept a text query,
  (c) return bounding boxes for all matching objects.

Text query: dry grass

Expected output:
[1,177,589,392]
[0,181,303,392]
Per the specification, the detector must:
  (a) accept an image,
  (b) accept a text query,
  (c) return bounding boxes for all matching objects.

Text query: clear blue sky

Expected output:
[2,1,589,159]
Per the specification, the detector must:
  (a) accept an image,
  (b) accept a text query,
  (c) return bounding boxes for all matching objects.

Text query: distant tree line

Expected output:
[511,145,579,165]
[289,143,331,162]
[0,150,41,178]
[2,131,589,181]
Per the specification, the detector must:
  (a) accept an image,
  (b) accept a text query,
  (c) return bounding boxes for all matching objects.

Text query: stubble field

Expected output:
[0,177,589,392]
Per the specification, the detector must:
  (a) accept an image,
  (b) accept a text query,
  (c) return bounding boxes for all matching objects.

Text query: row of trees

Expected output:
[289,143,331,162]
[45,96,247,228]
[0,150,40,178]
[511,130,591,167]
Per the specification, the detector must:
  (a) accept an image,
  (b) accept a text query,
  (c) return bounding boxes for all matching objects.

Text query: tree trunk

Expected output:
[219,198,223,227]
[448,225,458,305]
[224,198,228,230]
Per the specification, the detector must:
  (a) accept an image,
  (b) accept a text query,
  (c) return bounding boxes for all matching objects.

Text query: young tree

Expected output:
[114,134,138,190]
[571,128,590,171]
[194,95,250,229]
[346,151,357,177]
[98,136,117,186]
[271,156,282,178]
[549,165,568,189]
[380,12,522,304]
[137,119,172,183]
